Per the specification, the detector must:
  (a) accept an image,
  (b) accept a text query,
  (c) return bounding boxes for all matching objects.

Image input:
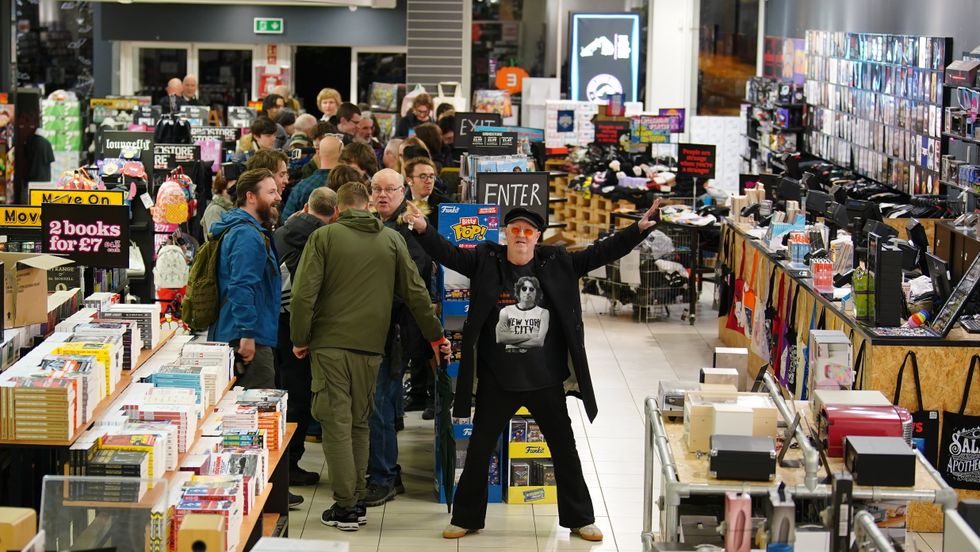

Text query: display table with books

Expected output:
[0,291,292,552]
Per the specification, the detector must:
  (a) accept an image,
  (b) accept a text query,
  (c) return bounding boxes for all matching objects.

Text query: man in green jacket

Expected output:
[290,181,448,531]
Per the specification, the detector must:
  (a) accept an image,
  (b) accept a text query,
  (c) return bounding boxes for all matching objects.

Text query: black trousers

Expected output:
[276,312,313,468]
[451,376,594,530]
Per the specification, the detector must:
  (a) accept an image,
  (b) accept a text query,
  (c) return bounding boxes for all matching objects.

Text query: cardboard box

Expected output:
[700,367,740,389]
[712,404,754,436]
[177,512,226,552]
[808,330,852,391]
[1,253,74,329]
[0,507,36,551]
[714,347,749,390]
[946,59,980,87]
[684,392,777,452]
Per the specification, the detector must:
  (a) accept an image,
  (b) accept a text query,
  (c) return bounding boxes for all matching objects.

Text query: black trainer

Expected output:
[321,504,359,531]
[363,483,395,507]
[289,466,320,486]
[394,470,406,494]
[421,407,435,420]
[395,417,405,432]
[355,501,368,525]
[289,492,304,508]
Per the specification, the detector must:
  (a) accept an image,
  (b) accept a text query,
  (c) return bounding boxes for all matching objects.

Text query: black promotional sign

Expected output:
[154,143,201,170]
[191,126,241,148]
[475,171,549,230]
[41,204,130,268]
[454,112,503,149]
[134,105,162,126]
[594,120,630,145]
[99,131,155,179]
[470,131,519,156]
[570,12,641,102]
[180,105,210,126]
[677,143,717,179]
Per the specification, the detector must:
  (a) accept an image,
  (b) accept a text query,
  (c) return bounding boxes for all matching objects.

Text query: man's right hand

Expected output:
[293,346,309,359]
[238,337,256,363]
[404,201,428,234]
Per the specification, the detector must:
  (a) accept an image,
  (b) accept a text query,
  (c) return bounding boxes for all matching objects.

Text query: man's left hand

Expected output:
[638,198,663,231]
[293,346,309,359]
[431,336,452,364]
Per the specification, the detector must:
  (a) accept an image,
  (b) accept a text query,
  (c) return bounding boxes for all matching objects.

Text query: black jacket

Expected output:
[273,212,325,278]
[416,222,651,421]
[396,113,426,138]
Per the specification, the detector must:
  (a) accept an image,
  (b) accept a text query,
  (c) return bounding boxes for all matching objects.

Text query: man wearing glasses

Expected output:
[404,157,450,230]
[403,200,661,542]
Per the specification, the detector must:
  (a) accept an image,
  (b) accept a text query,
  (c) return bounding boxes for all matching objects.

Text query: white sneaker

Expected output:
[442,524,475,539]
[571,524,604,541]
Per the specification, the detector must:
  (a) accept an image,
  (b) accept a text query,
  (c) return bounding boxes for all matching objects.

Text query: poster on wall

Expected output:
[569,12,641,103]
[763,36,806,85]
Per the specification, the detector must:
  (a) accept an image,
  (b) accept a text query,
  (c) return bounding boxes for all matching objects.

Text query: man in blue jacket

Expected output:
[208,168,283,390]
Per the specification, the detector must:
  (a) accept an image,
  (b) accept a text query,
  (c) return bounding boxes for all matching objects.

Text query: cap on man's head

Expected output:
[503,208,544,231]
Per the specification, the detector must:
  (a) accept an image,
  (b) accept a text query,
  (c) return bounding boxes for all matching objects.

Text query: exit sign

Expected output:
[254,17,284,34]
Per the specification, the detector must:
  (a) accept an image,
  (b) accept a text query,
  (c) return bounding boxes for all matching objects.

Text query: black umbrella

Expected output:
[435,356,455,513]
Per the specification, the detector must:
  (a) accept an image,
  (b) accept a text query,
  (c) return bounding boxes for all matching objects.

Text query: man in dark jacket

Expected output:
[274,187,338,488]
[208,169,283,390]
[363,169,434,507]
[403,199,662,542]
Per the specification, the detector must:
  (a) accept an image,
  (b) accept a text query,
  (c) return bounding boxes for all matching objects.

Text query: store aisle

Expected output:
[283,289,944,551]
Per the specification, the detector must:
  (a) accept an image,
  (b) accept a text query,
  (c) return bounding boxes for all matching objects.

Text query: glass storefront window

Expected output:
[697,0,759,115]
[199,49,253,108]
[14,0,93,96]
[136,48,188,102]
[356,52,406,105]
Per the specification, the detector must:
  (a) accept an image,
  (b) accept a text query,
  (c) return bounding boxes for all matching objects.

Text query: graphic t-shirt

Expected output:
[478,261,568,391]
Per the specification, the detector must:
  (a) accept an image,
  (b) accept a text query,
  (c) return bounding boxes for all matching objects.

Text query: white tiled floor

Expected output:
[284,290,945,551]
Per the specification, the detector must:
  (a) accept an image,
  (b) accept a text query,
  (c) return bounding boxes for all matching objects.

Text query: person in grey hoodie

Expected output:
[273,187,338,487]
[202,172,235,240]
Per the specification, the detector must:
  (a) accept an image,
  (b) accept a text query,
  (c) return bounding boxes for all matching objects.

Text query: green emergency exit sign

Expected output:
[254,18,284,34]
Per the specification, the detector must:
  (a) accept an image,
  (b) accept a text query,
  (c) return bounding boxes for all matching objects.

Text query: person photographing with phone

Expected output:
[402,199,662,542]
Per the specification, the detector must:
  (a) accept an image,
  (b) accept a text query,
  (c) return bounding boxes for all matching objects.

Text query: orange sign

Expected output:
[266,44,278,65]
[495,67,529,94]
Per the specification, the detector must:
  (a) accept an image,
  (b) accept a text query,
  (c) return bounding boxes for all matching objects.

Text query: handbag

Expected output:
[725,239,748,334]
[739,250,760,338]
[893,350,940,467]
[155,96,192,145]
[432,82,467,112]
[768,272,786,365]
[717,230,735,317]
[400,84,427,117]
[938,354,980,489]
[796,308,827,400]
[779,283,801,388]
[851,339,867,390]
[751,264,777,362]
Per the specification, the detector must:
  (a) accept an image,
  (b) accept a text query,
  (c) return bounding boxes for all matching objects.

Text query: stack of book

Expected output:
[173,496,242,552]
[74,322,140,371]
[125,404,197,453]
[54,308,97,334]
[0,377,77,440]
[99,433,164,480]
[102,304,161,350]
[84,292,121,312]
[180,342,234,402]
[53,339,122,396]
[117,421,179,471]
[144,387,203,422]
[149,365,206,405]
[222,405,259,434]
[222,430,265,450]
[237,389,287,451]
[74,449,150,503]
[211,447,269,498]
[37,355,103,423]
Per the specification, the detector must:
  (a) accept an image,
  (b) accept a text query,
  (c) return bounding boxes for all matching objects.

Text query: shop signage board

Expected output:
[475,171,549,236]
[470,131,519,156]
[631,115,672,144]
[0,205,42,228]
[134,105,162,126]
[179,105,210,126]
[254,17,284,34]
[41,204,130,268]
[677,143,717,179]
[594,120,630,145]
[454,112,503,149]
[437,203,499,309]
[98,131,155,178]
[29,189,125,207]
[191,126,240,144]
[658,108,686,133]
[569,12,641,102]
[154,143,201,170]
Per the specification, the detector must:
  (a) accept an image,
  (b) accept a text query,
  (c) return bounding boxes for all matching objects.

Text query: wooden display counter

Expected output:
[717,220,980,530]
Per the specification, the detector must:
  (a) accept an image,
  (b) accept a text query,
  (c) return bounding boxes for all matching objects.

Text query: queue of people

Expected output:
[188,83,661,542]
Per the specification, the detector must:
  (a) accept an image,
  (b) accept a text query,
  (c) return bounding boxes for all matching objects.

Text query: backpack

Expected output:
[153,244,189,288]
[182,221,269,331]
[153,178,189,224]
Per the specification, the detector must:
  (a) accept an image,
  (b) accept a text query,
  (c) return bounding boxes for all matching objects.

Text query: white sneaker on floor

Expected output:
[571,524,604,541]
[442,524,475,539]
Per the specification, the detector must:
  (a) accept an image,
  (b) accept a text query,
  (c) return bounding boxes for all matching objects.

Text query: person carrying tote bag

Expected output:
[938,354,980,490]
[893,350,940,467]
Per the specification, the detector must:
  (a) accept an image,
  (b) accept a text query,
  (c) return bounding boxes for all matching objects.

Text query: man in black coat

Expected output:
[403,200,661,543]
[274,186,339,490]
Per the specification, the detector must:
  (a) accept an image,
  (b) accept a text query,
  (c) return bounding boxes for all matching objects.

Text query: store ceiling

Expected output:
[92,0,395,7]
